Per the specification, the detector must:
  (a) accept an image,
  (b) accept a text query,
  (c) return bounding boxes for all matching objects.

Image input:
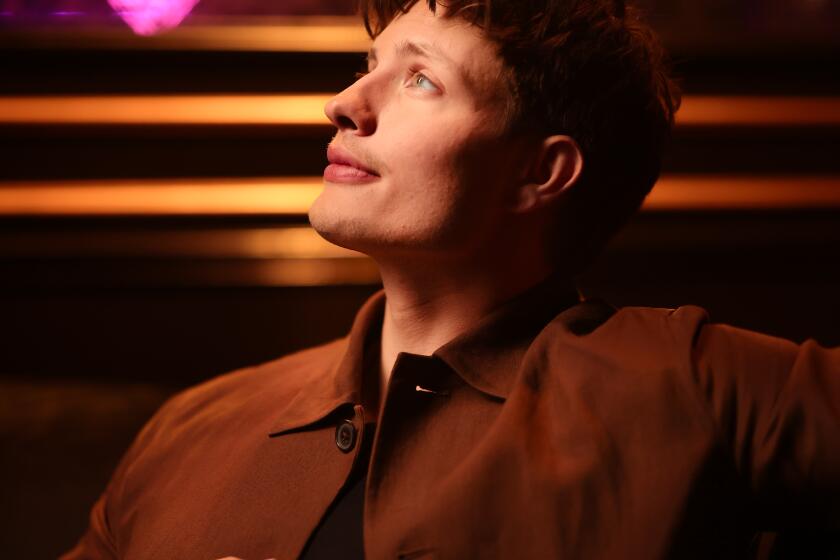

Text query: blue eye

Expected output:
[413,72,438,91]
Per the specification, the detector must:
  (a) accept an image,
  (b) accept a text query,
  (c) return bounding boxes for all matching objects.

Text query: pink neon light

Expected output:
[108,0,200,36]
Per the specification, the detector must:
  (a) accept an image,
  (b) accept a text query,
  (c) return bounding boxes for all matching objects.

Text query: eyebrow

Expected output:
[366,39,477,93]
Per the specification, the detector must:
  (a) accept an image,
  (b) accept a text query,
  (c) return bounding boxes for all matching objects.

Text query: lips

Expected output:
[324,144,380,184]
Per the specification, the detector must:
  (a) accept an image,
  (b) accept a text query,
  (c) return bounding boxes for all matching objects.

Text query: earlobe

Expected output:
[513,184,539,212]
[512,135,584,214]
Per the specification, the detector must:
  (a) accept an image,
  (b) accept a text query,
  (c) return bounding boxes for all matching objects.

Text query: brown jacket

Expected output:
[63,280,840,559]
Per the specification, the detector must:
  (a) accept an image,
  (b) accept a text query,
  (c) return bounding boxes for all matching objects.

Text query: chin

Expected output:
[311,225,359,252]
[309,203,371,253]
[309,214,419,260]
[308,195,452,258]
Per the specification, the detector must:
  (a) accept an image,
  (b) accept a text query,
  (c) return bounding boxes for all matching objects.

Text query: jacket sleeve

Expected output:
[59,393,178,559]
[59,490,119,560]
[691,323,840,530]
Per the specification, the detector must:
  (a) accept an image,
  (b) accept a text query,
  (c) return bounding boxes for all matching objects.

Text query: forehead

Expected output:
[372,2,507,103]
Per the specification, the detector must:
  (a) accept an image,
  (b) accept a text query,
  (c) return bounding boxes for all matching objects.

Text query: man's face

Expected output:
[309,1,525,261]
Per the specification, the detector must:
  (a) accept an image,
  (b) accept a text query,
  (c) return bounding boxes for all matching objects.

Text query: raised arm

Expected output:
[692,323,840,530]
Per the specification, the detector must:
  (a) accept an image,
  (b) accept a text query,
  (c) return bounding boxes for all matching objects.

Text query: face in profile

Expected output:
[309,1,526,263]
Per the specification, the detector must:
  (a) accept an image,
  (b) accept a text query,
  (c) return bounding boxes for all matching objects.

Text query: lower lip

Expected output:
[323,163,379,184]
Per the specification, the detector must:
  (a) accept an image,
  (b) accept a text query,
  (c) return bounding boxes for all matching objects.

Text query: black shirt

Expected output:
[300,422,376,560]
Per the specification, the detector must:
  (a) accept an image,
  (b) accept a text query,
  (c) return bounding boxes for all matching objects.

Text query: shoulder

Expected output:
[171,338,345,407]
[539,300,712,367]
[533,299,812,388]
[605,304,803,374]
[126,337,348,456]
[162,337,344,422]
[96,338,350,547]
[546,300,813,407]
[553,300,805,368]
[599,302,710,342]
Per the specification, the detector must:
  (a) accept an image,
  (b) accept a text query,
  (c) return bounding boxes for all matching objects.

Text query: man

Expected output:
[64,0,839,558]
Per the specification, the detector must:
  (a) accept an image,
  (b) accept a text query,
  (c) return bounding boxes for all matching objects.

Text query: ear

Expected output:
[511,135,584,214]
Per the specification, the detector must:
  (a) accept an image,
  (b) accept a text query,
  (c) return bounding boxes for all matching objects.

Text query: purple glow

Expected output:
[50,11,85,16]
[108,0,200,36]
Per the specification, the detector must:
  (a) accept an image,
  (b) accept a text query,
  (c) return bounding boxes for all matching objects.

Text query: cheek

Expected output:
[381,105,473,179]
[386,135,465,200]
[377,109,512,226]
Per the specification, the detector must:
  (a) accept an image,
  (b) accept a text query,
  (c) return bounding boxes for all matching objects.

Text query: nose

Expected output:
[324,79,377,136]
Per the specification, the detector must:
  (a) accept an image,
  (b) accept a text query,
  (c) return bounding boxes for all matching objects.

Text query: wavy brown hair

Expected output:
[359,0,681,271]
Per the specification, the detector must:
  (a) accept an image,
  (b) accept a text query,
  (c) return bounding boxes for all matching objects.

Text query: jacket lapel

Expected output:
[267,291,386,437]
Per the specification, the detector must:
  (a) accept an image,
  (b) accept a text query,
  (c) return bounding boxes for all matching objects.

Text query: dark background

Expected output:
[1,0,839,557]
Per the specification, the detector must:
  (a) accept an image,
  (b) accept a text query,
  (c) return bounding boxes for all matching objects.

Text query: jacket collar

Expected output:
[267,292,385,437]
[268,273,587,436]
[433,273,581,400]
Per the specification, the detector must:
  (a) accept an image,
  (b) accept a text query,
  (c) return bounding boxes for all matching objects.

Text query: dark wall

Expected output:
[1,12,838,559]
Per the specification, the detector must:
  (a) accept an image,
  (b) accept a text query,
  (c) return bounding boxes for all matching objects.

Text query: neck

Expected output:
[375,248,557,401]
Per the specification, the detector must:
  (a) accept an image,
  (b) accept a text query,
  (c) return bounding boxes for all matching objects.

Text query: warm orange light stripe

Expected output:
[677,96,840,127]
[0,225,363,259]
[161,23,371,52]
[645,175,840,210]
[0,178,322,215]
[1,19,372,52]
[1,95,838,126]
[163,22,371,52]
[0,175,837,216]
[0,95,334,125]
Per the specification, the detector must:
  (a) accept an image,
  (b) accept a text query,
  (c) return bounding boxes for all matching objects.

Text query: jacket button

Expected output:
[335,420,357,453]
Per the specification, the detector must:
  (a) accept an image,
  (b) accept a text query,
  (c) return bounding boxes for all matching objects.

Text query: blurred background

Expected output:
[0,0,838,557]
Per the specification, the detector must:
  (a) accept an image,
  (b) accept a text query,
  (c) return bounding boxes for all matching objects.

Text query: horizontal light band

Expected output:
[645,175,840,211]
[0,95,334,125]
[148,21,372,52]
[676,96,840,127]
[0,225,356,259]
[0,177,321,215]
[0,175,837,216]
[0,94,837,127]
[1,18,372,52]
